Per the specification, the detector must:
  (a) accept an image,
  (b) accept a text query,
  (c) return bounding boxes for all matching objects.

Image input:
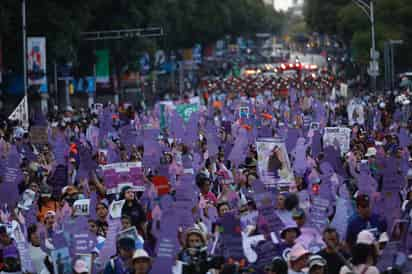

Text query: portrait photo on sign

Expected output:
[256,138,293,188]
[73,199,90,216]
[109,199,125,219]
[323,127,351,155]
[310,122,320,131]
[74,254,92,274]
[51,247,71,274]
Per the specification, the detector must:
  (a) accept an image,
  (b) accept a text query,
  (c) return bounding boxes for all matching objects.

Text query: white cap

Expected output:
[288,243,310,262]
[308,255,327,269]
[356,230,375,245]
[132,249,151,261]
[378,232,389,243]
[365,147,377,157]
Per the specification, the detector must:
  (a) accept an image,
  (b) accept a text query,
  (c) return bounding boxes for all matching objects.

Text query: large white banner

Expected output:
[27,37,47,86]
[8,96,29,129]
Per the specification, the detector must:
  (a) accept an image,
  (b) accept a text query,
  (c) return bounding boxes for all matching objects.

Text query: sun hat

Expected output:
[288,243,310,262]
[356,230,375,245]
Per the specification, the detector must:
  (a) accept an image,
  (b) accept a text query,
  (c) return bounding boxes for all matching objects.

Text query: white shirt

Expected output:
[340,264,379,274]
[28,243,48,273]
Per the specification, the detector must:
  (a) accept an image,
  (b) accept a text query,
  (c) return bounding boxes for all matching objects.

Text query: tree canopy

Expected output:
[0,0,285,73]
[304,0,412,70]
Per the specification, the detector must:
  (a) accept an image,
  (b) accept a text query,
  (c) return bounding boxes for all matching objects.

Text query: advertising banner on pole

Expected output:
[95,50,110,84]
[27,37,47,87]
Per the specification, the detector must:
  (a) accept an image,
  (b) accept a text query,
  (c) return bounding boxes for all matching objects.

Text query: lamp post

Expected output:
[22,0,27,98]
[351,0,378,91]
[389,40,403,90]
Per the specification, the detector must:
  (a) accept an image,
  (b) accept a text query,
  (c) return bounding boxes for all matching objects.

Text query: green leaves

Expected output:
[305,0,412,67]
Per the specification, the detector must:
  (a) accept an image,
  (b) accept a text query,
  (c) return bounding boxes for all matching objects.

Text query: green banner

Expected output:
[176,103,199,123]
[95,49,110,84]
[159,104,166,130]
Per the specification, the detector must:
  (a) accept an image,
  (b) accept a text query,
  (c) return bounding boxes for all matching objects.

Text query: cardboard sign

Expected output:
[29,126,48,144]
[48,165,68,197]
[309,197,330,231]
[323,127,351,155]
[101,162,144,194]
[220,213,244,260]
[256,139,294,189]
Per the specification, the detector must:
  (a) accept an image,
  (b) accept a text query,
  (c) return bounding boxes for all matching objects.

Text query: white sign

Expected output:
[73,199,91,216]
[8,95,29,129]
[323,127,351,154]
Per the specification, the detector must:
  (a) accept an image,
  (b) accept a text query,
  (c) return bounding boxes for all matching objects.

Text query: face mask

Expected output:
[230,184,237,191]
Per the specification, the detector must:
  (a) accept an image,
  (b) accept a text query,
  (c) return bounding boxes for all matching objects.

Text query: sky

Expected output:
[275,0,293,11]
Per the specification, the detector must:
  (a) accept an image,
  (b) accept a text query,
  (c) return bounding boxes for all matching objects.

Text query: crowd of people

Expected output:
[0,65,412,274]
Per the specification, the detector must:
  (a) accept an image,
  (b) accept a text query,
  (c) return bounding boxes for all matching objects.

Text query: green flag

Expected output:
[160,104,166,130]
[96,49,110,83]
[176,103,199,122]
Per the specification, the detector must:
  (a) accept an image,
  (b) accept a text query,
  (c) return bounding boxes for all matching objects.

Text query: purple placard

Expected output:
[219,212,244,260]
[98,218,121,266]
[0,147,21,208]
[309,196,329,231]
[101,162,144,194]
[48,165,68,197]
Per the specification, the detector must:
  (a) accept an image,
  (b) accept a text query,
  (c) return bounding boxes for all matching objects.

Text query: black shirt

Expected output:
[317,249,350,274]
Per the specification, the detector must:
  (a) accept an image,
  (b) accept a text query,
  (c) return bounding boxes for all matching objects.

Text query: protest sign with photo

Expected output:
[323,127,351,155]
[256,138,294,189]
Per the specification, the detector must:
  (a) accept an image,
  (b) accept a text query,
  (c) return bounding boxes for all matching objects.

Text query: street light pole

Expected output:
[22,0,27,99]
[352,0,378,91]
[370,0,376,90]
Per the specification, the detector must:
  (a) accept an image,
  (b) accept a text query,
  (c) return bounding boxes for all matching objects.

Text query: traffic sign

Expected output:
[368,60,380,77]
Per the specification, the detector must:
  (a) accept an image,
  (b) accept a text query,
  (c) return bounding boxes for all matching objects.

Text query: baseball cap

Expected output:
[356,230,375,245]
[308,255,327,269]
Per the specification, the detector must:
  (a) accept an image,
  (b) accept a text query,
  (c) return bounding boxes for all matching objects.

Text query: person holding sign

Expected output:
[103,237,136,274]
[120,186,147,235]
[345,195,387,249]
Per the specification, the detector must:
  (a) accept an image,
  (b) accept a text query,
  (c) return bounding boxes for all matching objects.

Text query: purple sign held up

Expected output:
[0,146,22,208]
[219,212,244,260]
[101,162,145,194]
[48,165,68,197]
